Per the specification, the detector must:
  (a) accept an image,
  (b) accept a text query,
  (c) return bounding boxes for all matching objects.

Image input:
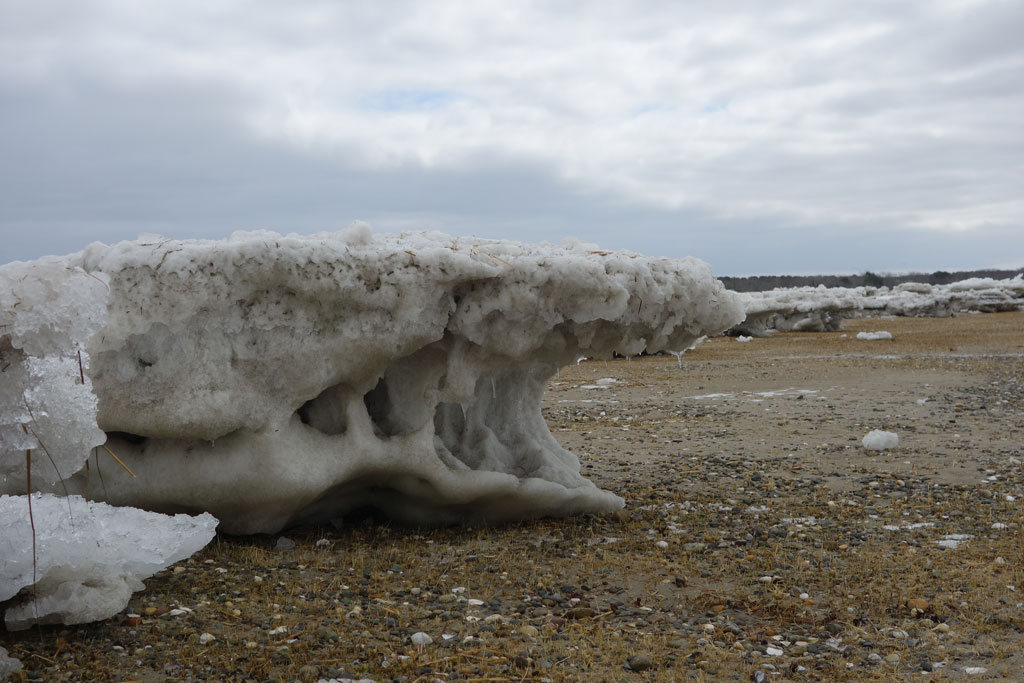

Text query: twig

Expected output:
[21,419,72,519]
[26,450,37,618]
[100,443,136,478]
[94,447,109,499]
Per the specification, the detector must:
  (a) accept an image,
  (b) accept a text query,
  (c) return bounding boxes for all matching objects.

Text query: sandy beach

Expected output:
[3,311,1022,682]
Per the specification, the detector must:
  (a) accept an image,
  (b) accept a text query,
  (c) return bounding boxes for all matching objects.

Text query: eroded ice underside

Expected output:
[3,229,742,533]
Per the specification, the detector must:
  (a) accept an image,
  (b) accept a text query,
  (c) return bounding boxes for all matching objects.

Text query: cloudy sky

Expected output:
[2,1,1021,275]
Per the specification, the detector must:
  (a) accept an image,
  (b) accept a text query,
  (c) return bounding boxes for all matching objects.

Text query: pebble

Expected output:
[274,536,296,551]
[626,653,653,671]
[906,598,928,611]
[885,653,901,664]
[198,633,215,645]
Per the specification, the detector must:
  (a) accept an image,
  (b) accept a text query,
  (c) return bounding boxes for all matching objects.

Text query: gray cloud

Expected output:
[0,0,1021,274]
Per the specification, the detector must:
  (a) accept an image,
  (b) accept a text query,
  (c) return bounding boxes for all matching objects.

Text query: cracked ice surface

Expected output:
[3,228,742,533]
[0,494,216,630]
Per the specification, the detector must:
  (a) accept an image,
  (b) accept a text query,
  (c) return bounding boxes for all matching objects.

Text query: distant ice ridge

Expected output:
[0,494,217,630]
[2,228,743,533]
[727,275,1024,336]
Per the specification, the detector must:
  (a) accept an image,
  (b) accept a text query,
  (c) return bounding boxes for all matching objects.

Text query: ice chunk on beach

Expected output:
[863,430,899,451]
[0,646,22,680]
[0,494,217,630]
[1,259,109,486]
[857,331,892,341]
[729,285,860,336]
[2,230,743,533]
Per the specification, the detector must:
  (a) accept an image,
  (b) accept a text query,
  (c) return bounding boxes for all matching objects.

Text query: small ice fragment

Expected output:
[856,331,892,340]
[410,632,433,647]
[736,335,752,342]
[862,430,898,451]
[199,633,216,645]
[964,667,987,675]
[655,540,669,548]
[0,646,23,678]
[935,534,972,549]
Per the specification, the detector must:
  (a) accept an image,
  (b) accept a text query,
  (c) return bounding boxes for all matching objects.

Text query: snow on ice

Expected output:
[0,494,216,630]
[1,228,742,534]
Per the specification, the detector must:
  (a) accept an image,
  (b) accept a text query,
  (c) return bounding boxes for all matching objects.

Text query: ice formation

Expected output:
[728,275,1024,336]
[862,430,899,451]
[856,331,892,341]
[729,286,861,336]
[0,493,217,630]
[0,647,21,680]
[1,259,109,487]
[2,229,742,533]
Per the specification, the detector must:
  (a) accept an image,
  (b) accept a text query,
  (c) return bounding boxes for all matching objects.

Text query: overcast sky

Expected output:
[2,1,1022,275]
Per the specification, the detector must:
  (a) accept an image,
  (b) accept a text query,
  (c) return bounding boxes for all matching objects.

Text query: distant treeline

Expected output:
[720,268,1024,293]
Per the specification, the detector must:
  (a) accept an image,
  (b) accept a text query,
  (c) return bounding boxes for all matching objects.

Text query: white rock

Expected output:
[856,331,892,341]
[862,430,899,451]
[0,493,216,630]
[199,632,216,645]
[3,231,742,533]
